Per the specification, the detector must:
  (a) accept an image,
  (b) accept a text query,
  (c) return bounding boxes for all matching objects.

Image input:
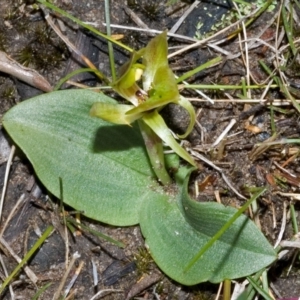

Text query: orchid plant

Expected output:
[90,31,196,185]
[2,8,276,286]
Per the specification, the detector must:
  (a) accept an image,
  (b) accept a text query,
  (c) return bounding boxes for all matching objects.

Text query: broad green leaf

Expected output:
[90,102,144,125]
[2,89,162,226]
[142,110,196,166]
[3,88,276,286]
[140,172,276,285]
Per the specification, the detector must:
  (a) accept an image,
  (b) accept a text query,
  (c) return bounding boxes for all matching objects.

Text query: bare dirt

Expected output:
[0,0,300,299]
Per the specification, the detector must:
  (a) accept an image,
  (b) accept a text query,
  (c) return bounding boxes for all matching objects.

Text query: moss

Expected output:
[133,247,154,275]
[141,3,160,21]
[1,85,16,100]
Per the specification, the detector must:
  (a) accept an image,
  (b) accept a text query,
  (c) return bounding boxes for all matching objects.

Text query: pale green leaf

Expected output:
[2,89,161,226]
[140,172,276,285]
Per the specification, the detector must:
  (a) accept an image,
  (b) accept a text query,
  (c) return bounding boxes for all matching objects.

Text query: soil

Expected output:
[0,0,299,299]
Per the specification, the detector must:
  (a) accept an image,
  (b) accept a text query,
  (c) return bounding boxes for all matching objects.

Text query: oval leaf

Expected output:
[140,172,276,285]
[3,89,161,226]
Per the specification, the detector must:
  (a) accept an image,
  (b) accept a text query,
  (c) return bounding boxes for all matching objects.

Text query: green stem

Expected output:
[223,279,231,300]
[290,204,299,234]
[104,0,116,81]
[138,120,172,185]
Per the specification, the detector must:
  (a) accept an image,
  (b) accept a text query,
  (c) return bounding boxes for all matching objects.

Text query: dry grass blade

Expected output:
[52,252,80,300]
[188,148,247,200]
[89,289,123,300]
[0,145,15,223]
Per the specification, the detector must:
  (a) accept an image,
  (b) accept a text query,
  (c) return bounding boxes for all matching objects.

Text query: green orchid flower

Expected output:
[90,31,196,185]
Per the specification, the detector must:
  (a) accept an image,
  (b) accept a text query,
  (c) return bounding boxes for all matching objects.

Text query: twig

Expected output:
[233,1,251,98]
[0,194,25,238]
[188,98,300,105]
[92,258,98,287]
[188,148,247,200]
[89,289,123,300]
[0,52,52,92]
[123,6,149,29]
[211,119,236,148]
[280,240,300,248]
[168,1,200,35]
[102,23,197,42]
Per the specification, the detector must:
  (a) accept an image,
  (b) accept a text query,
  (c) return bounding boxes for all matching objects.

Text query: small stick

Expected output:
[123,6,149,29]
[89,289,123,300]
[91,258,98,288]
[211,119,236,148]
[168,1,200,36]
[43,11,109,84]
[188,98,300,105]
[188,148,247,200]
[0,194,25,238]
[0,52,52,92]
[102,23,197,42]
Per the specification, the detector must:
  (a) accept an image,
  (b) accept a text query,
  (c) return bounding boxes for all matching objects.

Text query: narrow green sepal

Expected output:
[142,110,196,166]
[90,102,143,125]
[177,96,196,139]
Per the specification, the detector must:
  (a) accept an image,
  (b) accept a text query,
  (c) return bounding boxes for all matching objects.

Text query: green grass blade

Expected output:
[184,188,267,272]
[31,283,52,300]
[281,4,297,56]
[247,275,273,300]
[66,218,124,248]
[0,226,53,295]
[54,68,100,91]
[175,56,221,84]
[36,0,133,52]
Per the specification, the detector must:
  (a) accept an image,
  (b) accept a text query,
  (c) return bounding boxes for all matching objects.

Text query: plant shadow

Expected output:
[92,123,145,153]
